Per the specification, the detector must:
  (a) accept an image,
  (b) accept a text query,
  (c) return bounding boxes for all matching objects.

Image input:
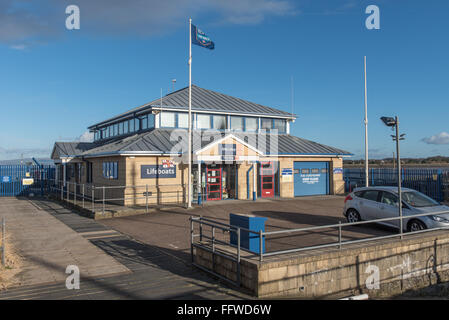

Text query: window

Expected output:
[245,117,258,132]
[261,118,272,131]
[148,114,155,128]
[124,120,129,134]
[141,115,148,130]
[213,115,226,130]
[354,191,364,198]
[102,162,118,179]
[361,190,379,202]
[311,168,319,174]
[118,122,123,135]
[273,119,286,133]
[230,116,244,131]
[301,169,309,174]
[178,113,189,128]
[108,125,113,137]
[113,123,118,136]
[135,118,140,131]
[161,112,176,127]
[197,114,211,129]
[381,192,399,207]
[129,118,135,132]
[402,191,439,208]
[94,131,100,140]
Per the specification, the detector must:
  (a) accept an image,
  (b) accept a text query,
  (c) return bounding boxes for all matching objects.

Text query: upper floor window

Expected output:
[230,116,244,131]
[160,112,176,127]
[273,119,286,133]
[197,114,211,129]
[261,118,272,131]
[141,115,148,130]
[178,113,189,128]
[212,115,226,130]
[245,117,258,132]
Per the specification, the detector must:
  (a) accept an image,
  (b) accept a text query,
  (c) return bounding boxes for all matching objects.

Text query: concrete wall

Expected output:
[194,231,449,298]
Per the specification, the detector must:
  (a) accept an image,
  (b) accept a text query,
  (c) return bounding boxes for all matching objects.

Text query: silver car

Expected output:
[343,186,449,232]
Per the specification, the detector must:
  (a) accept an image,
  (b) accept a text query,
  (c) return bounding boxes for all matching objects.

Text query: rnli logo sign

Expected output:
[141,161,176,179]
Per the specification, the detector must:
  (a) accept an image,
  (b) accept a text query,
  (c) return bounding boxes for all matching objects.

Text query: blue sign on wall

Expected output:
[281,168,293,175]
[141,165,176,179]
[333,168,343,174]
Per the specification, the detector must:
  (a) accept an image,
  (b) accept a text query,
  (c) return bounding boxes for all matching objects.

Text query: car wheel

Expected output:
[407,219,427,232]
[346,209,361,223]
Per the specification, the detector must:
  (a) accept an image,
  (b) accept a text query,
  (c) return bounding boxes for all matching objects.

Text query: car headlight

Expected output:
[431,215,449,223]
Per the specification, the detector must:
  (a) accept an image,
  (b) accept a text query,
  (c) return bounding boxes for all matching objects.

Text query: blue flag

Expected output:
[191,24,215,50]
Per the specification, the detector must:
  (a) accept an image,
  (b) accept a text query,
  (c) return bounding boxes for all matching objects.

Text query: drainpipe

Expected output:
[253,162,257,201]
[247,163,257,201]
[197,161,202,205]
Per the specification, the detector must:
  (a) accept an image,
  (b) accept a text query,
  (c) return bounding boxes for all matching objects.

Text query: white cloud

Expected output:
[422,132,449,145]
[76,130,94,143]
[0,0,297,47]
[10,44,27,50]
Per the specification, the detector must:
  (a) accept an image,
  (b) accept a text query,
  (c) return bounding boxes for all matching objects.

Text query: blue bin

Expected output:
[229,213,267,254]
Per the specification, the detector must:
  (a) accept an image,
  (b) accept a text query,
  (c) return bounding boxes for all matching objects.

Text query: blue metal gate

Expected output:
[0,165,55,197]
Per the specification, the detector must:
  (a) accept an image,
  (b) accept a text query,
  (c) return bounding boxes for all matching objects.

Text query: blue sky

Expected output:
[0,0,448,160]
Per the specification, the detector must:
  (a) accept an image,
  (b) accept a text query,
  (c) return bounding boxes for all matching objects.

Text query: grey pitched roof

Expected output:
[51,142,96,159]
[89,85,295,129]
[52,129,351,159]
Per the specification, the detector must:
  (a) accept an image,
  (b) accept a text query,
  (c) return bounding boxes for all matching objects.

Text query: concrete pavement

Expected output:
[0,198,249,299]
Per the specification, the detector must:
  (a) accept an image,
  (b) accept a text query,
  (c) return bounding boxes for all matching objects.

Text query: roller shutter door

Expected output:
[294,162,329,196]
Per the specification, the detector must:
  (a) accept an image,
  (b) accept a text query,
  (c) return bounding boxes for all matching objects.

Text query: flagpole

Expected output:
[188,18,192,208]
[364,56,369,187]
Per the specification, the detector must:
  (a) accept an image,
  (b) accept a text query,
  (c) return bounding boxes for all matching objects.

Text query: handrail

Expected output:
[191,210,449,263]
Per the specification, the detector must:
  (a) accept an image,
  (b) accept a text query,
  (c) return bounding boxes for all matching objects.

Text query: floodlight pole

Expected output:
[395,116,403,238]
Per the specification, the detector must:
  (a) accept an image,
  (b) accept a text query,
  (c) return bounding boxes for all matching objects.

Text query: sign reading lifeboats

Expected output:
[141,160,176,179]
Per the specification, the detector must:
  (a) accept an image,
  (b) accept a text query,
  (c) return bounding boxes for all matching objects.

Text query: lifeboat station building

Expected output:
[51,85,351,206]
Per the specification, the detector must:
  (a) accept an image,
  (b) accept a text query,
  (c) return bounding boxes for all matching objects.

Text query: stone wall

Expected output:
[193,231,449,298]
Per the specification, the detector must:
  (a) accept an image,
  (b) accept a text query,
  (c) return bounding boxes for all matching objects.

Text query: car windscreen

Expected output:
[402,191,439,208]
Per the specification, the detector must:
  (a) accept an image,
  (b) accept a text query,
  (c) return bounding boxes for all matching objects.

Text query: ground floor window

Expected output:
[102,161,118,179]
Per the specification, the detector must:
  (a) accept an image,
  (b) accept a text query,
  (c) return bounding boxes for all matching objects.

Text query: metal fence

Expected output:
[49,180,193,214]
[0,165,55,197]
[344,168,449,202]
[190,211,449,286]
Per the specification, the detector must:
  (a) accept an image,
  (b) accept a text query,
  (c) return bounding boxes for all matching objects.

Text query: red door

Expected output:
[260,162,274,198]
[206,166,222,201]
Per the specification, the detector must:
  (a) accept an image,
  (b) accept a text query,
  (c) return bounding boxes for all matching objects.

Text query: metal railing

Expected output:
[190,216,246,287]
[190,209,449,277]
[49,180,189,214]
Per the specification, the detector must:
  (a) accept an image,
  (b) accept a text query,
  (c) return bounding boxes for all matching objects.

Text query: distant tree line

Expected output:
[344,156,449,167]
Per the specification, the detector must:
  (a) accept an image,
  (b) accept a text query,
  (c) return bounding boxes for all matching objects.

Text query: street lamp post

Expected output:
[380,116,406,239]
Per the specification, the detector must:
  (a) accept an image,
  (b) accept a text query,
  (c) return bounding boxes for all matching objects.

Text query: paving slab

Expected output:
[0,197,130,288]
